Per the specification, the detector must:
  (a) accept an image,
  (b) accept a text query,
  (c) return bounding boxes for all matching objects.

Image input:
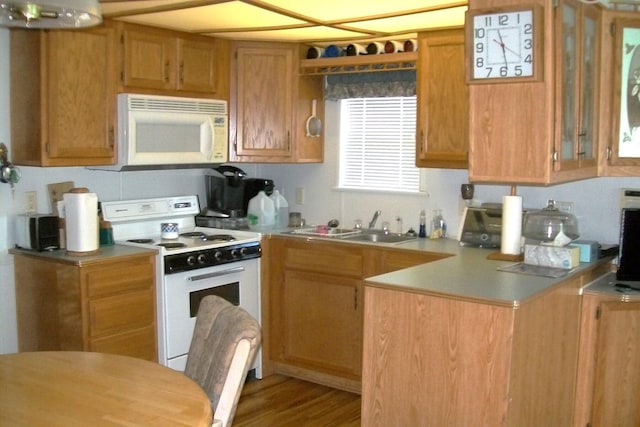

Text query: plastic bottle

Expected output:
[418,210,426,238]
[247,191,275,231]
[430,209,447,239]
[269,189,289,229]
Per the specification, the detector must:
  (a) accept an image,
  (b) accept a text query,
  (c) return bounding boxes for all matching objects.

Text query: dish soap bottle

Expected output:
[269,189,289,229]
[418,210,426,238]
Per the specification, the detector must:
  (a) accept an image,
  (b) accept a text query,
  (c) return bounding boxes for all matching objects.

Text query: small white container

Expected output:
[161,222,179,239]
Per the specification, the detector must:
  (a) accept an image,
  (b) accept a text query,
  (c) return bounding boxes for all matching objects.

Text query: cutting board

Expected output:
[48,181,75,215]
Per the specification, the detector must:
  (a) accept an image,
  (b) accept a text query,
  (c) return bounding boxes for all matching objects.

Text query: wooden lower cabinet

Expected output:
[267,236,446,392]
[574,290,640,427]
[361,265,608,426]
[14,251,157,361]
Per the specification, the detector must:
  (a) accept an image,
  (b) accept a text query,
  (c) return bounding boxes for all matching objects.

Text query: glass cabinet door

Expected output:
[555,0,598,171]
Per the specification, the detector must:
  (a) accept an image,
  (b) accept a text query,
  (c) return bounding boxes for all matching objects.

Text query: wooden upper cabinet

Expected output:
[553,0,599,173]
[231,42,294,159]
[119,23,229,98]
[416,28,468,169]
[10,25,116,166]
[467,0,600,184]
[229,41,324,163]
[599,11,640,175]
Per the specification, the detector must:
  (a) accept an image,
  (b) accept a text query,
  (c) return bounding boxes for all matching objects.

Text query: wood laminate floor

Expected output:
[233,374,361,427]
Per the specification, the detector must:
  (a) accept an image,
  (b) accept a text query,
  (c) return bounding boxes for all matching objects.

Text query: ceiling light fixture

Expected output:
[0,0,101,28]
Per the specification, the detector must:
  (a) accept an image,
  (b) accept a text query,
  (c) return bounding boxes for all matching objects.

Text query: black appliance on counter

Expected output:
[198,165,274,229]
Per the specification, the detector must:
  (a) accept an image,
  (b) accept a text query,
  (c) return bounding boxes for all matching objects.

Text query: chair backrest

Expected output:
[184,295,261,427]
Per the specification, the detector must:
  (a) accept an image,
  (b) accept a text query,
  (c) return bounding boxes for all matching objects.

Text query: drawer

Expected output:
[284,240,363,277]
[84,256,154,298]
[88,288,155,337]
[90,325,157,361]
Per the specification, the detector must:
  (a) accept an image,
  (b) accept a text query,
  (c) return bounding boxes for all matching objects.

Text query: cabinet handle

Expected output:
[109,126,114,148]
[354,287,358,310]
[577,151,586,157]
[551,150,558,163]
[179,61,184,84]
[419,130,424,154]
[606,146,612,160]
[164,61,170,83]
[287,131,291,151]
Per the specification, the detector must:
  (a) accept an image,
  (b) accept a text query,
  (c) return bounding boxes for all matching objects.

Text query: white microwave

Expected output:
[92,93,228,171]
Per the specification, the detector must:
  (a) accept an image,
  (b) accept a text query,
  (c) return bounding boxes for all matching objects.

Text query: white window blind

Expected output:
[339,96,419,192]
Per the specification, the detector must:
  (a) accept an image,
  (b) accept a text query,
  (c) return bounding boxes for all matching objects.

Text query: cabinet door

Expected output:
[416,28,468,169]
[590,301,640,426]
[178,37,218,94]
[607,17,640,169]
[233,45,294,159]
[121,28,176,90]
[280,270,362,378]
[44,27,116,165]
[554,0,599,172]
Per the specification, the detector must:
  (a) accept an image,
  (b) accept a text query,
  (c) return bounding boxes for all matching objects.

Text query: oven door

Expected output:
[163,258,260,373]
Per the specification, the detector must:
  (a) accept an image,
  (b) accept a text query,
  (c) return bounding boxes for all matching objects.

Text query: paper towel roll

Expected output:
[63,189,99,254]
[501,195,523,255]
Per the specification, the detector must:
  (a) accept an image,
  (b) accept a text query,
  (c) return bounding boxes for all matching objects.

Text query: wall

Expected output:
[2,28,640,354]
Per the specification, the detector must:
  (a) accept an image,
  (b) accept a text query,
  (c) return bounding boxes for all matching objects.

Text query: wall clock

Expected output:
[466,4,543,83]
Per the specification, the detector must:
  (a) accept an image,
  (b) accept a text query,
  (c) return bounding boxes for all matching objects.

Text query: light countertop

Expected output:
[274,231,615,308]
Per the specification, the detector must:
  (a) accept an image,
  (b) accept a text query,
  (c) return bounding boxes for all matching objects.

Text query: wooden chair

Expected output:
[184,295,261,427]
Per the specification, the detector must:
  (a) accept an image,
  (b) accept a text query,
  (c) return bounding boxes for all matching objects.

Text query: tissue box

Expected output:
[524,244,581,269]
[568,240,599,262]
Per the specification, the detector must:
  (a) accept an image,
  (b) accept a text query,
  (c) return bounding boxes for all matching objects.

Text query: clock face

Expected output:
[472,10,534,80]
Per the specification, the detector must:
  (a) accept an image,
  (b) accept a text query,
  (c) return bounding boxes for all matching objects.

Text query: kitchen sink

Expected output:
[343,230,416,244]
[283,227,416,244]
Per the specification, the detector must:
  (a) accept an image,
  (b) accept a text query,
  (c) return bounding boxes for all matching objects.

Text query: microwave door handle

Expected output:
[206,117,215,161]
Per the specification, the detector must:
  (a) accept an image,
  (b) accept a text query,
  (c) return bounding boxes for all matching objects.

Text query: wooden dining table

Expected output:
[0,351,212,427]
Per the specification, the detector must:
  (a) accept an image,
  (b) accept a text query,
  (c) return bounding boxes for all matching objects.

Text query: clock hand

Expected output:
[496,30,508,68]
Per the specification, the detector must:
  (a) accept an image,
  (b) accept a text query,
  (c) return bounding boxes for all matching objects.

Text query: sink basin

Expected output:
[343,231,416,244]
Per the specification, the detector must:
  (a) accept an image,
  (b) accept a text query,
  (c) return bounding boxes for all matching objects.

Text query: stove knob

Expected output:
[197,254,207,264]
[187,255,197,266]
[239,247,248,257]
[230,249,240,259]
[214,251,224,261]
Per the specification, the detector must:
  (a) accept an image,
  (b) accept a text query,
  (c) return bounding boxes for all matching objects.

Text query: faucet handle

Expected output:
[354,219,363,229]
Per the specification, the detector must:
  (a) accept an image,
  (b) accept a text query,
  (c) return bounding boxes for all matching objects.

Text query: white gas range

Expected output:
[102,195,262,377]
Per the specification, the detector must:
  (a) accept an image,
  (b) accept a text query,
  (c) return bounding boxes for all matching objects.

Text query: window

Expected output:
[338,96,420,193]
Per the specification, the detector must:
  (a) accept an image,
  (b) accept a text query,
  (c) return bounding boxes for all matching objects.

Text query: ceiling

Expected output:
[99,0,468,45]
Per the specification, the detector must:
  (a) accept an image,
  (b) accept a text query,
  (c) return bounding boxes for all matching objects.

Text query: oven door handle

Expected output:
[187,266,245,281]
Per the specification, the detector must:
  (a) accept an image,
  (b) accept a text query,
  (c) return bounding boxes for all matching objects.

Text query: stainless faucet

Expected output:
[368,210,381,229]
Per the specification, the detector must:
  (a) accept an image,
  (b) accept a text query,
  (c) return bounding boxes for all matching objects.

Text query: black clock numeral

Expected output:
[524,38,532,49]
[498,14,509,25]
[475,42,484,54]
[524,54,532,64]
[500,65,509,77]
[524,23,532,34]
[485,67,493,78]
[476,57,484,68]
[515,65,523,76]
[484,16,492,26]
[474,28,485,39]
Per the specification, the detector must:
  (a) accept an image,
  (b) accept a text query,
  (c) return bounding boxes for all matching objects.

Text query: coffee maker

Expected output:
[198,165,274,229]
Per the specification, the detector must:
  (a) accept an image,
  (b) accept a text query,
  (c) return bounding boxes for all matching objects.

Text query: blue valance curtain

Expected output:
[324,70,416,100]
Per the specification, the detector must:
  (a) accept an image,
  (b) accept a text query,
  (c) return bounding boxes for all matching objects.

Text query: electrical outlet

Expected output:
[295,187,305,205]
[24,191,37,213]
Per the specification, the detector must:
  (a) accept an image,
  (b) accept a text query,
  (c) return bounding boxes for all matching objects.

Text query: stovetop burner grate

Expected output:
[157,242,187,249]
[179,232,236,242]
